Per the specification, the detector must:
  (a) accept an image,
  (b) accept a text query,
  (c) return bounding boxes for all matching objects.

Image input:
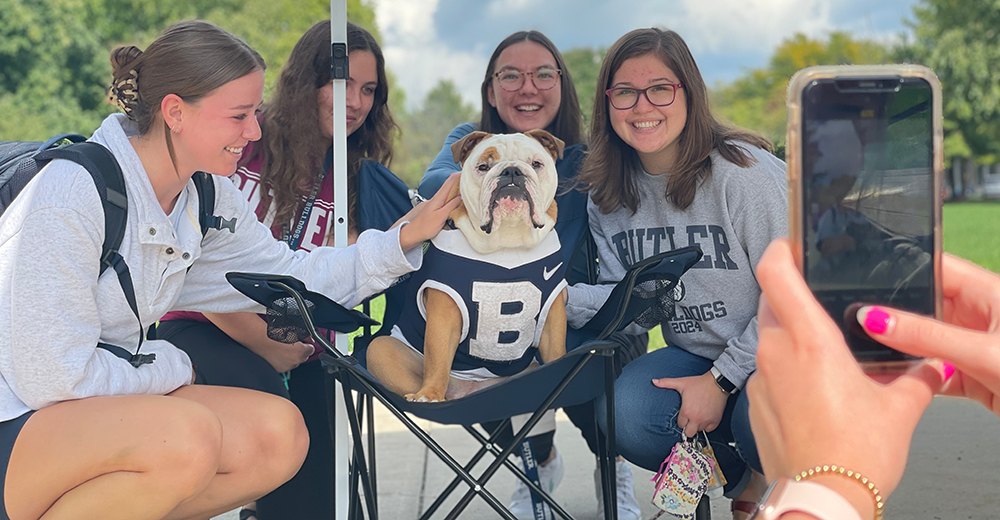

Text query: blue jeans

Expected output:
[597,346,761,498]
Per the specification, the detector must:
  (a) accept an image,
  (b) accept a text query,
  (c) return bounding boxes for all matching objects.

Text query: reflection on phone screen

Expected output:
[802,78,934,362]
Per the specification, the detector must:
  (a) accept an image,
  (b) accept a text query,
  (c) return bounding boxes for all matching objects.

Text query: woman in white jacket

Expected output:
[0,20,459,520]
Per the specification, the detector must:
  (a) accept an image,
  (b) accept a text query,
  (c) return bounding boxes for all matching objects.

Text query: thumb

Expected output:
[884,360,946,430]
[442,194,464,213]
[299,342,317,356]
[652,377,684,390]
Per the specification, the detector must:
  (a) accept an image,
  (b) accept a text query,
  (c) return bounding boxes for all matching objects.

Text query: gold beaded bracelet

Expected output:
[795,465,884,520]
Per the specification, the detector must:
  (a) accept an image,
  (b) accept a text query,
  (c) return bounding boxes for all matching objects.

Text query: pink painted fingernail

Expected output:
[860,306,892,335]
[943,362,956,382]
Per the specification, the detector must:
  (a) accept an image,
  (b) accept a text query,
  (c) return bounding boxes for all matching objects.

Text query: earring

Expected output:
[171,126,180,133]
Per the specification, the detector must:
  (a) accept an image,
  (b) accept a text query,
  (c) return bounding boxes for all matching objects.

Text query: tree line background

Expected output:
[2,0,997,197]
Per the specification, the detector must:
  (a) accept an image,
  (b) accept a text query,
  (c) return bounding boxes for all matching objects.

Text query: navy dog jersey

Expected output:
[394,229,567,376]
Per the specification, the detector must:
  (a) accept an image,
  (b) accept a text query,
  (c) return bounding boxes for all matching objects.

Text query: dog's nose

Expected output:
[499,166,523,179]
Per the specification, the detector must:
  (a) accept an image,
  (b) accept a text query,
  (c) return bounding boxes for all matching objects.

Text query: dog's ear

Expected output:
[451,131,492,165]
[524,129,565,161]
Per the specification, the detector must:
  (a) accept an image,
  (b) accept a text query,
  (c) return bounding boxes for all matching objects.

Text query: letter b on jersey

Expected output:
[469,281,541,361]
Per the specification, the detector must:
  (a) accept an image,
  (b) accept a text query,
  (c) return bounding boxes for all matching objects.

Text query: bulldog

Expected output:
[367,130,568,402]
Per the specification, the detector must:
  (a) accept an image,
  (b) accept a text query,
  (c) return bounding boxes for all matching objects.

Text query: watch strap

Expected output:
[755,479,864,520]
[710,366,738,394]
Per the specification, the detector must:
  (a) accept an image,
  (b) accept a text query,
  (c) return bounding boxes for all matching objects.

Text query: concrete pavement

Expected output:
[215,395,1000,519]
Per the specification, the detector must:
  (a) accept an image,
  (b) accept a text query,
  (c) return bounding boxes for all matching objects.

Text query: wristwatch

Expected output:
[749,479,863,520]
[710,366,738,394]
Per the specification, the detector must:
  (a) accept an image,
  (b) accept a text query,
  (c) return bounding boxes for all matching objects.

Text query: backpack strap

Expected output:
[35,143,150,366]
[192,171,233,236]
[36,143,127,275]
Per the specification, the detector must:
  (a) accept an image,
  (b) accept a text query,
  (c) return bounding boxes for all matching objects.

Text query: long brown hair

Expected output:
[479,31,584,146]
[110,20,265,172]
[580,28,771,214]
[251,20,398,229]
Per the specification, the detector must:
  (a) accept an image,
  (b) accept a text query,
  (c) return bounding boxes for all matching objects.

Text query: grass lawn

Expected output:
[942,201,1000,273]
[648,201,1000,351]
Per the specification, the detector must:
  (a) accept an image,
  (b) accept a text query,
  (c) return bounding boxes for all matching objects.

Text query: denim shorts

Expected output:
[0,412,33,520]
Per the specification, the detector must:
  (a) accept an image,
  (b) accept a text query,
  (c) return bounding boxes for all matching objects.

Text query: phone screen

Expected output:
[801,77,935,362]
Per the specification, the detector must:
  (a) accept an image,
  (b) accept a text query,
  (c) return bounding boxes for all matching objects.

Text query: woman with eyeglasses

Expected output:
[418,31,646,520]
[568,28,785,519]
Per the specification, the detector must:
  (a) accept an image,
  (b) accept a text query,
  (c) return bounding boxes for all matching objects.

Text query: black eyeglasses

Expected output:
[605,82,685,110]
[493,67,562,92]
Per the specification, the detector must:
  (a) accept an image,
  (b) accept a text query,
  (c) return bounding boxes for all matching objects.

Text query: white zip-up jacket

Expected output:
[0,114,421,422]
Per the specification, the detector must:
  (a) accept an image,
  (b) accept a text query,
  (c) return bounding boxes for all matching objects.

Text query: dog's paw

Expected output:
[405,388,446,403]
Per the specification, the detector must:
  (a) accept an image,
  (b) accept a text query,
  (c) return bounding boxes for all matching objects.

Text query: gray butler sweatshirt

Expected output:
[567,144,787,389]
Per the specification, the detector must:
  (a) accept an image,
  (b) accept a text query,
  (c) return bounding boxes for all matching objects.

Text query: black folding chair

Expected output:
[227,245,703,520]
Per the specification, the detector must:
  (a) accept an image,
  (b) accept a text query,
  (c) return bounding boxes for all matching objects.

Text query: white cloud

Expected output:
[372,0,485,110]
[675,0,833,53]
[369,0,912,111]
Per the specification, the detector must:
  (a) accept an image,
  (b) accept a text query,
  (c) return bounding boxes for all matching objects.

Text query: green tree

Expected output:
[393,80,478,187]
[561,46,605,131]
[712,32,892,145]
[0,0,114,139]
[214,0,380,95]
[902,0,1000,164]
[0,0,379,140]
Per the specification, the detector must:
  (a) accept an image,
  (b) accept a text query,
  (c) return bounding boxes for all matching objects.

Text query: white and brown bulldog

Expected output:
[447,130,562,254]
[367,130,568,402]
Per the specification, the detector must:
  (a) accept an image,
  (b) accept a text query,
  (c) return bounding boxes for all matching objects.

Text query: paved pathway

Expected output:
[215,395,1000,519]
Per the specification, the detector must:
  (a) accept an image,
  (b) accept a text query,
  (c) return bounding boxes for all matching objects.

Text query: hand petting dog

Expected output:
[395,172,464,251]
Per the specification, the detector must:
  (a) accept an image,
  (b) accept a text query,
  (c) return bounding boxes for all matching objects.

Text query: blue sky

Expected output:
[370,0,919,110]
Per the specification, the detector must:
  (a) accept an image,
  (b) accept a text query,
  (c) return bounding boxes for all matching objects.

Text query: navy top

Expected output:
[394,230,567,376]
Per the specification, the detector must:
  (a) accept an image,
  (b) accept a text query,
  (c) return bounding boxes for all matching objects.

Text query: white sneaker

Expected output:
[508,447,565,520]
[595,460,642,520]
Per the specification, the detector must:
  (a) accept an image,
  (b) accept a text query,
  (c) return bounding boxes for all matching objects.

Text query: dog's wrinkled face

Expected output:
[450,130,563,253]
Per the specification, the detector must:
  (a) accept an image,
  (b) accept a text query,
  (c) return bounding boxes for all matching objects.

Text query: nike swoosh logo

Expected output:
[543,262,563,281]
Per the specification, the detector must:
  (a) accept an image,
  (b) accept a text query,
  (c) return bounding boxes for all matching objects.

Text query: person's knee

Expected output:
[251,394,310,483]
[601,377,684,471]
[150,401,224,499]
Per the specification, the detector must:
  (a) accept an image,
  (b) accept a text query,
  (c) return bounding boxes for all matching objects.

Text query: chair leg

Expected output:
[462,425,575,520]
[443,353,593,520]
[367,393,377,503]
[419,422,508,520]
[341,378,379,520]
[596,415,612,520]
[348,388,362,520]
[342,373,517,520]
[350,390,368,520]
[696,495,712,520]
[325,367,340,518]
[602,353,618,520]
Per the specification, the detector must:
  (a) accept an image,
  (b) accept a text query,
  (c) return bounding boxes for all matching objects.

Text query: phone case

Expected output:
[785,65,944,373]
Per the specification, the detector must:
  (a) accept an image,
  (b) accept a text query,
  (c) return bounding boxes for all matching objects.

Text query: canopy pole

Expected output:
[330,1,350,518]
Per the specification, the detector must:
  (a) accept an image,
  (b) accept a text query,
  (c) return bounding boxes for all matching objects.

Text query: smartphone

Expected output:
[786,65,943,372]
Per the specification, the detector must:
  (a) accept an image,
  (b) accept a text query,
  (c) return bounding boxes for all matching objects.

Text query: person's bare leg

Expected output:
[162,385,308,520]
[366,336,426,396]
[6,394,222,520]
[5,386,307,520]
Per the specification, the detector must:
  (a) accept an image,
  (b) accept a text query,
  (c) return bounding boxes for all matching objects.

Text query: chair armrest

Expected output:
[582,246,702,340]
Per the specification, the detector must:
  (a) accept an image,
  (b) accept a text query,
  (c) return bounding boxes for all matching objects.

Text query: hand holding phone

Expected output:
[786,65,944,373]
